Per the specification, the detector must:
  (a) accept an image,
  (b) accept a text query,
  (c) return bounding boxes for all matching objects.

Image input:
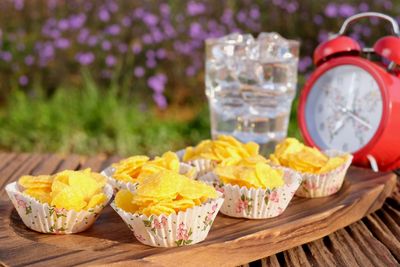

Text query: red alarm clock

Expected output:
[298,12,400,172]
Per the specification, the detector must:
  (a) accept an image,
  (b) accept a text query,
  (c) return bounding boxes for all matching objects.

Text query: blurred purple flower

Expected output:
[156,48,166,59]
[286,2,298,13]
[153,93,167,109]
[146,59,157,68]
[105,24,121,36]
[148,73,167,94]
[383,1,392,9]
[151,28,164,43]
[24,55,34,66]
[55,38,70,49]
[358,3,369,12]
[185,66,196,76]
[187,1,206,16]
[299,56,312,72]
[105,55,116,66]
[107,1,118,13]
[221,9,234,26]
[101,40,112,51]
[0,52,12,62]
[318,31,329,43]
[324,4,337,18]
[87,36,98,46]
[13,0,24,10]
[42,43,54,58]
[18,75,28,86]
[98,8,110,22]
[160,3,170,17]
[162,23,176,38]
[134,66,145,77]
[314,15,323,25]
[338,4,355,17]
[143,13,158,27]
[69,14,86,29]
[142,34,153,44]
[189,22,203,39]
[122,17,132,27]
[117,43,128,53]
[78,29,90,43]
[237,11,247,23]
[250,7,260,19]
[146,50,155,59]
[131,43,142,54]
[75,52,95,65]
[272,0,283,6]
[58,19,69,31]
[133,8,145,19]
[362,27,372,37]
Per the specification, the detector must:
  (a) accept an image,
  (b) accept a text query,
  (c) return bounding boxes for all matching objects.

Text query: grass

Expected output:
[0,74,301,156]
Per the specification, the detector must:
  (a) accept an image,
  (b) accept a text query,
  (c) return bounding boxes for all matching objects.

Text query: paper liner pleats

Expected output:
[177,149,217,178]
[102,162,196,193]
[289,150,353,198]
[5,182,113,234]
[219,168,302,219]
[111,192,224,247]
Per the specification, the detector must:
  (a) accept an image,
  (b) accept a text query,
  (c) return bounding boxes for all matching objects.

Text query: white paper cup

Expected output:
[176,149,217,178]
[5,182,113,234]
[102,162,196,193]
[292,150,353,198]
[111,192,224,247]
[219,168,302,219]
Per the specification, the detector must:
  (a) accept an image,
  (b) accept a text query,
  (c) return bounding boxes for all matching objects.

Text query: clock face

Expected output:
[305,65,383,153]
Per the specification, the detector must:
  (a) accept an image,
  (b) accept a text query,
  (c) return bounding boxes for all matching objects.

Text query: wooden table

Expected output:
[0,152,399,266]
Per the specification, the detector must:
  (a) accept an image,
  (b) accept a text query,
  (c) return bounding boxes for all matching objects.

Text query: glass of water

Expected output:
[205,32,300,155]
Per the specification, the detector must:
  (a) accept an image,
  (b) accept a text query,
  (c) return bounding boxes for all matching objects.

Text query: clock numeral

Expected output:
[342,143,349,151]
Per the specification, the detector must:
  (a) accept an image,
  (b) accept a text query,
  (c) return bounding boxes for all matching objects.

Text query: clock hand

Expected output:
[347,111,372,129]
[346,73,357,110]
[332,115,348,136]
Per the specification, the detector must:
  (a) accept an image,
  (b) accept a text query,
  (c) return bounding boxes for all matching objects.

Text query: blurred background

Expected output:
[0,0,398,156]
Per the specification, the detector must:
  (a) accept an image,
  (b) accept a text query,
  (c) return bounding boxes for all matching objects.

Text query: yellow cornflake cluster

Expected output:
[18,169,107,211]
[215,156,284,189]
[115,170,217,216]
[112,151,195,183]
[183,135,259,165]
[269,138,348,174]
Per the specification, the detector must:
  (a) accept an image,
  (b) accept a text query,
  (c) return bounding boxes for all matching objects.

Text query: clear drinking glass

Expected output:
[205,33,300,155]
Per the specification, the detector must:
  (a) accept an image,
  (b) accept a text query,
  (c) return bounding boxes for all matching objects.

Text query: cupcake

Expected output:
[102,151,196,192]
[111,170,224,247]
[178,135,260,182]
[269,138,353,198]
[5,169,113,234]
[214,157,302,219]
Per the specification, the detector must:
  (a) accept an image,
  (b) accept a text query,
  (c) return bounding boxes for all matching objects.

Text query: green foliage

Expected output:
[0,74,212,156]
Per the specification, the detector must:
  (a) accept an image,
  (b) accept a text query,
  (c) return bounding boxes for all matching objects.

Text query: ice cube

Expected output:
[257,32,294,62]
[237,60,264,85]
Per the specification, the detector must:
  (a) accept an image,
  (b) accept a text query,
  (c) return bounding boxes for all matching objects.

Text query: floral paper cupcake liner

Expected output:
[5,182,113,234]
[111,192,224,247]
[219,168,302,219]
[293,150,353,198]
[176,149,216,178]
[102,162,196,193]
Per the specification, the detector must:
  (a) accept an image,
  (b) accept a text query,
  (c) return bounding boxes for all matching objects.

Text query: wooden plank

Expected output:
[0,153,17,171]
[0,165,396,267]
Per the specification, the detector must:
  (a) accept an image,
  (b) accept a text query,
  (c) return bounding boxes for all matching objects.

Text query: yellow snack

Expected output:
[18,175,53,189]
[23,188,51,204]
[112,151,184,182]
[114,170,218,216]
[215,160,284,189]
[18,169,108,211]
[270,138,349,174]
[183,135,259,164]
[51,186,87,211]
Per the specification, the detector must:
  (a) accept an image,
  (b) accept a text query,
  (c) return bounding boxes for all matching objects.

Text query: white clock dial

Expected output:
[305,65,383,153]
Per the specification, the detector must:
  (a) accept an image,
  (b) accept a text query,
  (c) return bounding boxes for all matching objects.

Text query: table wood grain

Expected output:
[0,152,398,267]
